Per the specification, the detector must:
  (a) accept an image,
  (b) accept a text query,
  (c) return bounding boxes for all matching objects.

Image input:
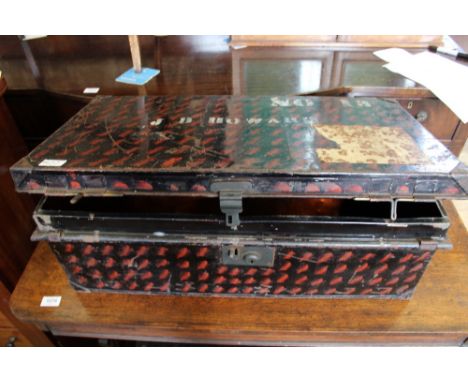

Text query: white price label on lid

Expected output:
[40,296,62,307]
[38,159,67,167]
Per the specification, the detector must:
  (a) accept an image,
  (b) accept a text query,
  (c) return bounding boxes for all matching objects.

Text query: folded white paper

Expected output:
[374,48,468,123]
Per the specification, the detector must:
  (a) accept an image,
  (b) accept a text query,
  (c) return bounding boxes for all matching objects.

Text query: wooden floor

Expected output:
[9,201,468,346]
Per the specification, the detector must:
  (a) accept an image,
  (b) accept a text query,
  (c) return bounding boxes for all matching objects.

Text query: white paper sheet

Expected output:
[374,48,468,123]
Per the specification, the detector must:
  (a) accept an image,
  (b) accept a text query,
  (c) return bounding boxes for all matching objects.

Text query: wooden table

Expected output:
[10,202,468,346]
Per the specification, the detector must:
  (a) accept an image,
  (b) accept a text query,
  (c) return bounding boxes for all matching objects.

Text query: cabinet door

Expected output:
[232,48,333,95]
[331,50,423,88]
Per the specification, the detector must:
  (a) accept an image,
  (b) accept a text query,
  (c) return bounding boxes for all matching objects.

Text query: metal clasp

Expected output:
[210,181,253,230]
[219,191,243,229]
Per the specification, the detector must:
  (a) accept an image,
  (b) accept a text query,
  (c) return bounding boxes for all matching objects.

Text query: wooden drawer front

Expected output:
[398,99,459,140]
[0,311,32,346]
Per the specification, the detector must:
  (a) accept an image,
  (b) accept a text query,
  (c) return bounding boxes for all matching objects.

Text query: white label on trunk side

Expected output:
[38,159,67,167]
[83,87,100,94]
[40,296,62,307]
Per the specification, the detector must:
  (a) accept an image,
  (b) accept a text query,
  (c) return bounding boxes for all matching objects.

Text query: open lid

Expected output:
[10,95,468,199]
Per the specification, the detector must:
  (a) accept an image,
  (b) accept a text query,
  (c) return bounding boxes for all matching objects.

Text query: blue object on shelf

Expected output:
[115,67,160,85]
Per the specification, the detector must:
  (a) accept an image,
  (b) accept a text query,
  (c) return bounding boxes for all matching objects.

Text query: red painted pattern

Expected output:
[52,243,434,298]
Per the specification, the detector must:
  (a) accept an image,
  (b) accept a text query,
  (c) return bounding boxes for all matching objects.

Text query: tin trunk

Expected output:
[10,96,468,299]
[34,196,448,299]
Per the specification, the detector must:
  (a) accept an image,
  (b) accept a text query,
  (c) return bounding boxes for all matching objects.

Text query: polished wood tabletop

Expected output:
[9,202,468,346]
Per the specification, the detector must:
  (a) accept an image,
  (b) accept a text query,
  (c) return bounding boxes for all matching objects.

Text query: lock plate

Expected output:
[221,246,275,267]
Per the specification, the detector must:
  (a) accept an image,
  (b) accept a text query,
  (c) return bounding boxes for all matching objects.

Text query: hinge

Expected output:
[419,240,439,251]
[33,213,53,231]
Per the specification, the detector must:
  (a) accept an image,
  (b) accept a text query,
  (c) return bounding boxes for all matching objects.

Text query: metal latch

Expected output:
[221,245,275,267]
[211,181,253,230]
[219,191,243,229]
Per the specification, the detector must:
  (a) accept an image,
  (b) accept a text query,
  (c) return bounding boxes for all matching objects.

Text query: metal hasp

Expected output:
[211,181,253,230]
[219,191,243,229]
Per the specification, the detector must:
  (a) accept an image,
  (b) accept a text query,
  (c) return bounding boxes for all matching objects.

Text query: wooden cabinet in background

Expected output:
[229,35,466,156]
[336,35,443,46]
[398,98,461,143]
[231,35,444,47]
[1,35,466,156]
[451,121,468,156]
[231,35,337,47]
[0,77,36,292]
[331,50,422,88]
[232,48,333,95]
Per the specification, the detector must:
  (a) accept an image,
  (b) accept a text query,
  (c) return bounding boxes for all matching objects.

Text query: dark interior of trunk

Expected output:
[40,195,443,220]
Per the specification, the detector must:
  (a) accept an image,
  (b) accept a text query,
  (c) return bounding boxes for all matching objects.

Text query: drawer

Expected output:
[0,311,32,347]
